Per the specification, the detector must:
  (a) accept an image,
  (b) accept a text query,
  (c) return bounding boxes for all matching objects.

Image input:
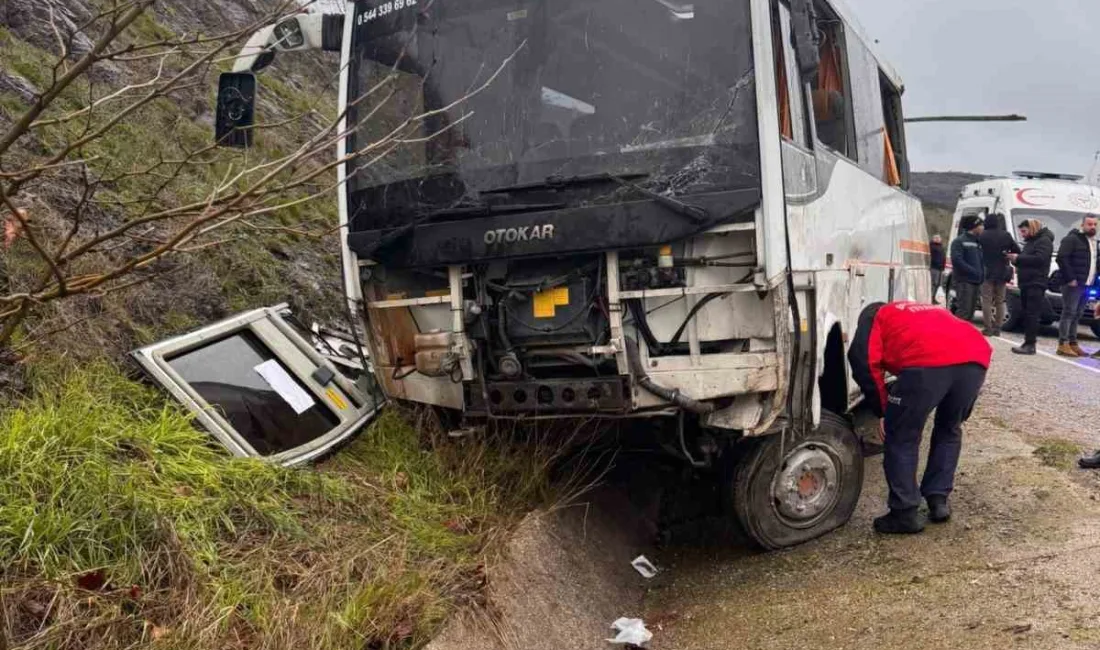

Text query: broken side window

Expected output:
[810,3,853,158]
[132,305,383,466]
[880,72,906,189]
[775,1,809,148]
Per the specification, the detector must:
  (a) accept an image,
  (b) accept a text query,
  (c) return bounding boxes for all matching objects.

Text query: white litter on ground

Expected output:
[631,555,658,579]
[607,617,653,646]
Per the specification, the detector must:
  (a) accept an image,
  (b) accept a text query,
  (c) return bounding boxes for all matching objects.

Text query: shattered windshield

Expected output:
[345,0,759,224]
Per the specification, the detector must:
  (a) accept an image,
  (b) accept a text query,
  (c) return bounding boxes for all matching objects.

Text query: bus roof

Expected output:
[827,0,906,92]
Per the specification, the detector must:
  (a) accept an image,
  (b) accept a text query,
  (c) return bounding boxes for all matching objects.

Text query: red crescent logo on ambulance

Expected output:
[1016,188,1055,207]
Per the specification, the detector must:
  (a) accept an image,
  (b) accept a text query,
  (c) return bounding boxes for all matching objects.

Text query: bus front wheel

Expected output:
[730,411,864,550]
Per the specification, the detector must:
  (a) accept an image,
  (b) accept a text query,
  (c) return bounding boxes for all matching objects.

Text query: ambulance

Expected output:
[948,172,1100,336]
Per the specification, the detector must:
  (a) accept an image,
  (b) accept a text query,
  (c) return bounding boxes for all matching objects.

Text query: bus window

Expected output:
[810,3,852,158]
[881,73,906,188]
[775,2,809,148]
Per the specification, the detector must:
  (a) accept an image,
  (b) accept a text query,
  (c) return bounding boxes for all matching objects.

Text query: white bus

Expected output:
[218,0,930,548]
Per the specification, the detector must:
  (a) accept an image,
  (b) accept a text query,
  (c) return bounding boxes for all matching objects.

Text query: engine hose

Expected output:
[627,299,664,354]
[667,292,731,348]
[626,337,715,415]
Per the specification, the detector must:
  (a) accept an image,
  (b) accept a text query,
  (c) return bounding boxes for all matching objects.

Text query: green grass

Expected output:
[1032,438,1083,470]
[0,363,557,649]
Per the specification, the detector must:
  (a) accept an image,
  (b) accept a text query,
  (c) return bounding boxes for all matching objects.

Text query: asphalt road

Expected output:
[645,319,1100,649]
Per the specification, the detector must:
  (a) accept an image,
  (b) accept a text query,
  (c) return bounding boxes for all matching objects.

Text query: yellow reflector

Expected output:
[326,387,348,410]
[533,287,570,319]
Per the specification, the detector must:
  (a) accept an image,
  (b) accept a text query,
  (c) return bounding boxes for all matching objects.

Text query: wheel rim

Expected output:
[770,442,843,529]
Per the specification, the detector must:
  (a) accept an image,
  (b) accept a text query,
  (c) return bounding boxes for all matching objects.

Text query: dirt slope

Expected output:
[428,488,656,650]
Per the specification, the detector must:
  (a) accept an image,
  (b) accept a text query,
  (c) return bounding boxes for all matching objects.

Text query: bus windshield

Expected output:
[344,0,759,227]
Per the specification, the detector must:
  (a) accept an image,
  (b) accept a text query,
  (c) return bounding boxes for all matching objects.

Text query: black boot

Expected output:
[1078,452,1100,469]
[926,495,951,523]
[873,508,925,535]
[1012,342,1036,355]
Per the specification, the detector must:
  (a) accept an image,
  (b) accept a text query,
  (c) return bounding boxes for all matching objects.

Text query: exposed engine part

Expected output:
[524,348,600,369]
[656,245,679,287]
[414,331,457,377]
[463,300,483,323]
[658,245,675,269]
[626,338,715,415]
[466,377,629,414]
[677,412,709,468]
[621,253,685,291]
[500,278,604,347]
[498,352,523,378]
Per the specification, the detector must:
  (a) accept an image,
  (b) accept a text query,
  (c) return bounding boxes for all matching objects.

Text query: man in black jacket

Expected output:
[978,213,1020,336]
[950,215,985,322]
[1007,219,1055,355]
[930,235,946,304]
[1054,214,1098,357]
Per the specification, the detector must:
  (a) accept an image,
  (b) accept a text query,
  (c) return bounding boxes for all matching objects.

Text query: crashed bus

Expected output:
[212,0,930,548]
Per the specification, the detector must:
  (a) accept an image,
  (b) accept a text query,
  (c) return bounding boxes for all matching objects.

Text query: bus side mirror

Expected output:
[215,72,256,148]
[790,0,821,77]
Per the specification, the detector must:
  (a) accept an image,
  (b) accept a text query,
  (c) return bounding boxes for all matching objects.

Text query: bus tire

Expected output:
[731,410,863,550]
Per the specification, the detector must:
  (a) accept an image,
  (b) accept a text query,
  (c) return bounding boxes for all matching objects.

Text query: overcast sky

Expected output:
[845,0,1099,177]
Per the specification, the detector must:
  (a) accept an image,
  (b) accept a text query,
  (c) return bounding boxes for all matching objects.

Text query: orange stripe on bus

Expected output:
[899,239,930,254]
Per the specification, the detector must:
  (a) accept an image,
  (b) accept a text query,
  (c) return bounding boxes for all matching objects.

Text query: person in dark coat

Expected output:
[929,234,946,304]
[848,302,992,534]
[1007,219,1055,355]
[978,213,1020,336]
[1054,214,1098,357]
[950,215,985,322]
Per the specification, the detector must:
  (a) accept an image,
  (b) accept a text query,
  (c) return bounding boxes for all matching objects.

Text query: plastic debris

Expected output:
[607,617,653,646]
[631,555,658,579]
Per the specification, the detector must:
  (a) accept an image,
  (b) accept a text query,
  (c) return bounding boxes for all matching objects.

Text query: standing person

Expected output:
[978,213,1020,336]
[929,234,946,305]
[848,302,992,534]
[1007,219,1054,355]
[1054,214,1098,356]
[950,215,985,322]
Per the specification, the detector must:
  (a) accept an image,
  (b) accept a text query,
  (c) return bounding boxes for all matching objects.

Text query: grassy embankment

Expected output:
[0,362,561,649]
[0,12,566,650]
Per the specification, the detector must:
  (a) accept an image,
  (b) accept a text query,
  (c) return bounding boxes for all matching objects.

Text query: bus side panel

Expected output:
[788,153,927,410]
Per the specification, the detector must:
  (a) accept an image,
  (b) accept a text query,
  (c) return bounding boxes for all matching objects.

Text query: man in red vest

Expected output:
[848,302,992,534]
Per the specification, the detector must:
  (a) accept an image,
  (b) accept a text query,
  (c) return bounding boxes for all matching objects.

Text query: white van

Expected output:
[946,172,1100,336]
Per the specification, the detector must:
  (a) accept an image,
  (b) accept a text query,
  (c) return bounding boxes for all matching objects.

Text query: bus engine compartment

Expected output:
[360,222,783,426]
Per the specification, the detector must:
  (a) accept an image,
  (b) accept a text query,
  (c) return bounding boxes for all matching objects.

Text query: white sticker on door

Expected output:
[253,359,316,415]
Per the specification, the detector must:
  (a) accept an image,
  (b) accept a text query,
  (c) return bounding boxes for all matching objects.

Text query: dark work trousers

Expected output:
[1019,286,1045,346]
[883,364,987,511]
[954,281,980,323]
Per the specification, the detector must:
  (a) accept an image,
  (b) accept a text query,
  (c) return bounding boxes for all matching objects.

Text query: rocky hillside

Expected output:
[911,171,988,238]
[0,0,346,381]
[910,171,988,209]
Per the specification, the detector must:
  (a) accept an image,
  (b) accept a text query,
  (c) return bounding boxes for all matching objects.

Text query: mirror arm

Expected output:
[232,25,277,73]
[790,0,821,77]
[230,14,345,73]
